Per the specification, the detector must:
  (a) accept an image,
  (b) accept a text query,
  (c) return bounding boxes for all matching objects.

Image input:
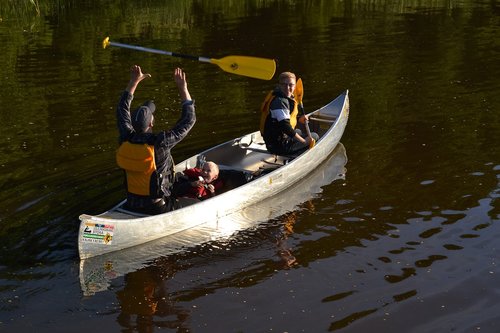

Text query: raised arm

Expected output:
[116,65,151,143]
[174,67,192,102]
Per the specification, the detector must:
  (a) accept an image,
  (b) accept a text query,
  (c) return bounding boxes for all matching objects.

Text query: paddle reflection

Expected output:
[275,199,317,268]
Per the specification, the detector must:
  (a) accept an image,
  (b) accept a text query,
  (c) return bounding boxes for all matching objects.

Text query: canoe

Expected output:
[78,90,349,259]
[79,143,348,296]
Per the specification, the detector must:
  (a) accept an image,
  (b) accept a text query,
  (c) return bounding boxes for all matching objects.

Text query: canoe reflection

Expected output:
[80,143,347,297]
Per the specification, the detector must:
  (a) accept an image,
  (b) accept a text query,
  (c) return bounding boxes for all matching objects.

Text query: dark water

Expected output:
[1,1,500,332]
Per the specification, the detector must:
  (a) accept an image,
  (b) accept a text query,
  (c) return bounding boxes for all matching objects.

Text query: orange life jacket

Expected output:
[259,90,299,136]
[116,142,157,196]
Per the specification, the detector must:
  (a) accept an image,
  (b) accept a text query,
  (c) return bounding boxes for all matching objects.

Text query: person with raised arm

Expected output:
[116,65,196,214]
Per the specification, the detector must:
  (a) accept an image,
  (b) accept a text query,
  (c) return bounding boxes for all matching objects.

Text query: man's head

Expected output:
[278,72,296,98]
[200,161,219,183]
[131,100,156,133]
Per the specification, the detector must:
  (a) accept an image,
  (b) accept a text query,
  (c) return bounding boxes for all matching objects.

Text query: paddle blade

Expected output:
[295,78,304,104]
[211,56,276,80]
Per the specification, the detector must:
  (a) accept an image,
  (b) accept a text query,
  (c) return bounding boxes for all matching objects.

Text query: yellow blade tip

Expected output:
[102,37,110,49]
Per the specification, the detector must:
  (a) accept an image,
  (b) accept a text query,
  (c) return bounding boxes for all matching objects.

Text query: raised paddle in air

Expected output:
[102,37,276,80]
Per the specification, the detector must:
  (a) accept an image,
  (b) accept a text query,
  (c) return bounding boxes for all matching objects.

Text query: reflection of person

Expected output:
[261,72,318,155]
[173,161,223,200]
[117,269,159,321]
[116,65,196,215]
[116,266,190,332]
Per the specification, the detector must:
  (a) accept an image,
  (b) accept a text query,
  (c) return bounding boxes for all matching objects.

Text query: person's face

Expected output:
[280,77,296,98]
[201,164,218,183]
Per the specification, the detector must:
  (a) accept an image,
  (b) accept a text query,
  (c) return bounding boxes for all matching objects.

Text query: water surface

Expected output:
[1,1,499,332]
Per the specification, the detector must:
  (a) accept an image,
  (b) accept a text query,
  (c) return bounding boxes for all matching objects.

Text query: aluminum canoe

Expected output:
[78,90,349,259]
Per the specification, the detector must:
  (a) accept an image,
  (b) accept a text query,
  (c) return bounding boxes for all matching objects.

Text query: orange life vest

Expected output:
[116,142,157,196]
[259,90,300,136]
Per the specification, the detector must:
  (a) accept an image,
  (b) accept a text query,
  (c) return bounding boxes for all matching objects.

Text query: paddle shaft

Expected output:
[108,41,211,63]
[299,103,312,137]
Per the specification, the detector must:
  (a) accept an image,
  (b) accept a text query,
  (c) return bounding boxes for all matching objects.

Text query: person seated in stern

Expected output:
[172,161,223,200]
[260,71,318,155]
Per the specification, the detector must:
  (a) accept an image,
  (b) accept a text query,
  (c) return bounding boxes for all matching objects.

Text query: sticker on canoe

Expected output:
[82,222,114,245]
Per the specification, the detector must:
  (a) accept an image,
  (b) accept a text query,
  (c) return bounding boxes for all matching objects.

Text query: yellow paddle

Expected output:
[102,37,276,80]
[295,78,315,148]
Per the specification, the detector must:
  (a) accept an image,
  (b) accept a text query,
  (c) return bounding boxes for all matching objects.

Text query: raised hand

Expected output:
[126,65,151,95]
[174,67,191,102]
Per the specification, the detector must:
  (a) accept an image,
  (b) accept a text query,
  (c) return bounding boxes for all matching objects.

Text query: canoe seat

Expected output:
[309,115,336,123]
[241,141,269,154]
[235,134,270,154]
